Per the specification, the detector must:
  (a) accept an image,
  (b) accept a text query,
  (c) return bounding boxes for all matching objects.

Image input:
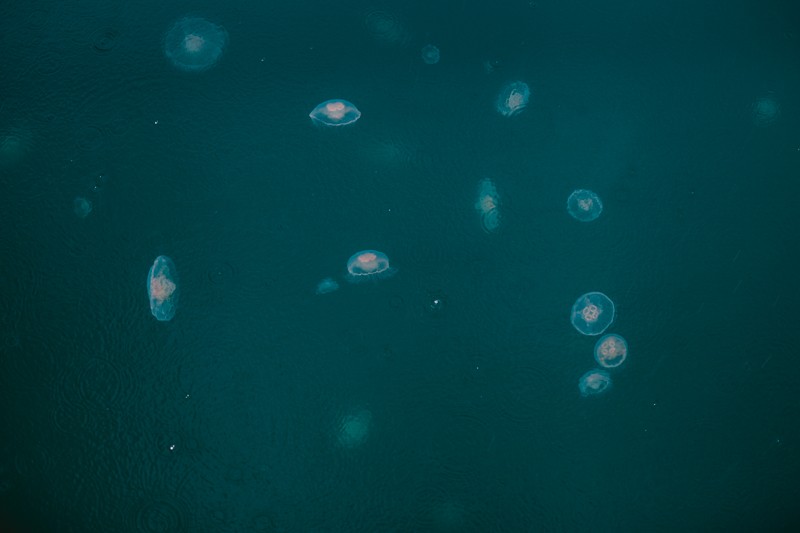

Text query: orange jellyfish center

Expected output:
[184,34,205,52]
[151,274,176,301]
[581,304,600,322]
[325,101,346,119]
[358,252,378,264]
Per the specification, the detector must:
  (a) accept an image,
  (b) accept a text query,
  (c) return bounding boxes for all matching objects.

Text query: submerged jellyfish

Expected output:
[475,178,501,233]
[315,277,339,295]
[594,333,628,369]
[309,100,361,127]
[364,10,408,46]
[496,81,530,117]
[73,196,92,218]
[567,189,603,222]
[421,44,440,64]
[164,17,228,72]
[147,256,179,321]
[752,94,780,126]
[346,250,396,283]
[570,292,615,335]
[578,369,612,397]
[336,409,372,449]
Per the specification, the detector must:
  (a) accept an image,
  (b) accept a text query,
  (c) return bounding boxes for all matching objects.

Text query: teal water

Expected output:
[1,0,798,530]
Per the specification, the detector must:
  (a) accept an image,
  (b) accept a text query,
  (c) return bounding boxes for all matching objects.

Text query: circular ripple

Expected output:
[134,499,185,533]
[91,29,119,53]
[207,261,236,286]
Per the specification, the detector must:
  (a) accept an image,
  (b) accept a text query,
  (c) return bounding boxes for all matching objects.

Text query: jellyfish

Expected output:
[752,94,780,126]
[496,81,530,117]
[147,256,179,321]
[566,189,603,222]
[336,409,372,449]
[0,127,32,167]
[346,250,396,283]
[421,44,440,65]
[364,10,409,46]
[475,178,501,233]
[164,17,228,72]
[594,334,628,369]
[570,292,615,335]
[309,100,361,127]
[73,196,92,218]
[578,369,612,397]
[315,277,340,295]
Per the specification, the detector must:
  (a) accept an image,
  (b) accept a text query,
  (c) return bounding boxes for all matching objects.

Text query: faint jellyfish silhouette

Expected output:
[346,250,396,283]
[164,17,228,72]
[475,178,501,233]
[752,94,780,126]
[570,292,615,335]
[0,127,32,167]
[578,369,612,397]
[336,409,372,449]
[496,81,530,116]
[147,256,179,321]
[421,44,440,64]
[309,99,361,126]
[364,10,409,46]
[315,277,339,295]
[594,333,628,369]
[567,189,603,222]
[73,196,92,218]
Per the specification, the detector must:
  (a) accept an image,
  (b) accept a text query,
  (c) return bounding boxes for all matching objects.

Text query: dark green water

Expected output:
[1,0,798,531]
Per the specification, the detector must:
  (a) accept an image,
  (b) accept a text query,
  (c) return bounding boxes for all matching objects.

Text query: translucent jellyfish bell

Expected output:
[73,196,92,218]
[752,94,780,126]
[164,17,228,72]
[578,369,612,397]
[570,291,615,335]
[346,250,396,283]
[421,44,440,64]
[147,255,179,321]
[594,334,628,369]
[309,99,361,126]
[567,189,603,222]
[496,81,530,117]
[315,277,340,295]
[475,178,501,233]
[337,409,372,449]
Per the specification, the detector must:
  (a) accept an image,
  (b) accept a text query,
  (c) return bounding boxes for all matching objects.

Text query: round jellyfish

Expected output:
[752,95,780,126]
[346,250,396,283]
[594,334,628,369]
[73,196,92,218]
[496,81,530,117]
[578,369,612,397]
[147,255,179,321]
[567,189,603,222]
[336,409,372,449]
[309,99,361,127]
[570,292,615,336]
[164,17,228,72]
[475,178,501,233]
[364,10,408,46]
[315,277,339,295]
[421,44,440,65]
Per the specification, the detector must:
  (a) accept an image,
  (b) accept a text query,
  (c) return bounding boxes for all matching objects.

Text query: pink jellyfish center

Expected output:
[183,33,205,53]
[150,274,176,302]
[325,101,346,120]
[599,338,621,357]
[577,198,593,211]
[581,303,601,323]
[507,91,524,109]
[479,195,496,213]
[357,252,378,270]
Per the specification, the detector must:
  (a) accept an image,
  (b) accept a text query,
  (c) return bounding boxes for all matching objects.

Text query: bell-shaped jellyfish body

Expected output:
[73,196,92,218]
[475,178,501,233]
[567,189,603,222]
[752,94,780,126]
[315,277,340,295]
[309,100,361,126]
[164,17,228,72]
[578,369,612,397]
[594,334,628,369]
[336,409,372,449]
[421,44,440,64]
[346,250,396,283]
[147,255,179,321]
[496,81,530,117]
[570,292,615,335]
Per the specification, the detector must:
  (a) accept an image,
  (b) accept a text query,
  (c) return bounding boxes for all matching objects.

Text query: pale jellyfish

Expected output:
[567,189,603,222]
[421,44,440,64]
[346,250,396,283]
[309,100,361,126]
[164,17,228,72]
[496,81,530,116]
[147,256,179,321]
[570,292,615,335]
[475,178,501,233]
